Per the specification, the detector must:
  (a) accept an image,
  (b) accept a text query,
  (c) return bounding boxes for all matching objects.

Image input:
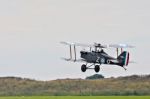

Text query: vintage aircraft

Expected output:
[60,42,134,72]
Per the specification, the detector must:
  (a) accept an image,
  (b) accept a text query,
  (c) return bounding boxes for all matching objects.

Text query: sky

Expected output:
[0,0,149,80]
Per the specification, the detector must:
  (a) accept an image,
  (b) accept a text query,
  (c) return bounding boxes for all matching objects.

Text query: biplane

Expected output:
[60,42,134,72]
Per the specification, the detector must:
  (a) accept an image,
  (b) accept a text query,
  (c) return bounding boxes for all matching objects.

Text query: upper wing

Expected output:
[60,41,107,48]
[60,41,93,47]
[109,44,135,48]
[61,42,134,48]
[60,41,75,45]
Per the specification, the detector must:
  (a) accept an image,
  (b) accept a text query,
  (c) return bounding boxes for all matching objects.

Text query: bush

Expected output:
[86,74,104,80]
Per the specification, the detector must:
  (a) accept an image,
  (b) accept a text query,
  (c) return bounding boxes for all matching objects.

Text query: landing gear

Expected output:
[94,65,100,72]
[81,64,86,72]
[81,64,100,73]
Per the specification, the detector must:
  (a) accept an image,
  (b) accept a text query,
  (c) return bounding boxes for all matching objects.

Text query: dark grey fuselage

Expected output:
[80,50,117,65]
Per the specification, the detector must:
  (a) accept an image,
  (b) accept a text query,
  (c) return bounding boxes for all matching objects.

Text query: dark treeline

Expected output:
[0,75,150,96]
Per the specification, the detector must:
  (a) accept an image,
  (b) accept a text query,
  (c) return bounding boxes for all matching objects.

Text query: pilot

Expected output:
[100,49,104,53]
[97,48,103,53]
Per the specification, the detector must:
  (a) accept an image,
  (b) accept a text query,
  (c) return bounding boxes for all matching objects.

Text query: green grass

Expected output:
[0,96,150,99]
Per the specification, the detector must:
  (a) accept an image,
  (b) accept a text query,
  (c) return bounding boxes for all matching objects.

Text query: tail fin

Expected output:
[117,51,129,66]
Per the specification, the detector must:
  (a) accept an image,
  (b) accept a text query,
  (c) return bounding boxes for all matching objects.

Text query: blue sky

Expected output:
[0,0,149,80]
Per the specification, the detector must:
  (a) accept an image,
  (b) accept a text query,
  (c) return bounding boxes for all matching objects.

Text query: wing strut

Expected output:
[116,48,119,57]
[60,42,77,62]
[116,48,123,57]
[121,48,123,53]
[74,45,76,62]
[69,45,72,60]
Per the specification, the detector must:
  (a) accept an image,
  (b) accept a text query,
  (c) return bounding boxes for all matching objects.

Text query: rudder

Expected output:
[117,51,129,66]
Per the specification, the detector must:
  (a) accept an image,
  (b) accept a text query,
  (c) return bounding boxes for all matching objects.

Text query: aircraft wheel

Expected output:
[81,64,86,72]
[94,65,100,72]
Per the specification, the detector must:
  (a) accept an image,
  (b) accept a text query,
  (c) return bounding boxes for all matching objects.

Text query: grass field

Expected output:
[0,96,150,99]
